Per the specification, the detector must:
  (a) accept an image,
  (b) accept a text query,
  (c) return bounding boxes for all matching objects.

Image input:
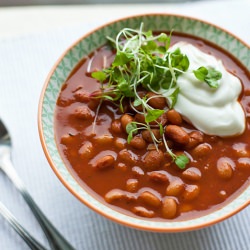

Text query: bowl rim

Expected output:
[38,13,250,232]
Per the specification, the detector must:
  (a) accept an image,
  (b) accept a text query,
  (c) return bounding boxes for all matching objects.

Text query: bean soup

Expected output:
[54,29,250,220]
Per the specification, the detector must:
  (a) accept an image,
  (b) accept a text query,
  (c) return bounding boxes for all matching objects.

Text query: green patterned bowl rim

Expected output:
[38,13,250,232]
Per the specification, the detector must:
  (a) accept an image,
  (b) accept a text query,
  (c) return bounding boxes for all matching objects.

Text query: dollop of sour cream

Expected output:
[164,42,245,137]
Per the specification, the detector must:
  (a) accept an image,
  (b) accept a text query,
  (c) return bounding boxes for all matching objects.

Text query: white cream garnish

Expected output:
[164,42,245,137]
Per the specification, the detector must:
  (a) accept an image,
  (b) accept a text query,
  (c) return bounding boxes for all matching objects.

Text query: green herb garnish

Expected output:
[91,24,222,169]
[193,66,222,88]
[91,71,107,83]
[126,122,138,144]
[174,154,190,169]
[145,109,165,123]
[91,24,182,105]
[162,135,189,169]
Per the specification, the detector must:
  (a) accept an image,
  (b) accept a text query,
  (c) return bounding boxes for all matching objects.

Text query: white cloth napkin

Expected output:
[0,1,249,250]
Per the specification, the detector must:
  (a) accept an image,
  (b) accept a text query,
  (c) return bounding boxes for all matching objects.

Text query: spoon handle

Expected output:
[0,202,48,250]
[0,148,75,250]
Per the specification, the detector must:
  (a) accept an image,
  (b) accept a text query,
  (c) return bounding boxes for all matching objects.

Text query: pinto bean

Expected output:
[126,179,139,192]
[166,109,182,125]
[186,131,204,149]
[139,191,161,207]
[147,142,164,151]
[155,112,168,126]
[73,89,90,102]
[114,138,126,150]
[183,185,200,201]
[165,125,189,145]
[61,133,74,145]
[192,143,212,158]
[148,171,168,183]
[57,95,72,107]
[232,143,250,157]
[79,141,93,159]
[132,166,144,176]
[105,189,125,203]
[182,167,202,181]
[120,114,134,132]
[141,129,161,143]
[132,206,155,218]
[144,150,164,170]
[94,134,113,145]
[236,149,250,157]
[105,189,135,203]
[238,157,250,169]
[95,155,115,169]
[130,136,147,149]
[119,149,138,164]
[74,106,92,120]
[134,113,146,124]
[162,198,177,219]
[88,99,101,110]
[166,179,184,196]
[217,157,234,179]
[164,140,174,150]
[111,119,123,134]
[115,163,128,172]
[147,92,167,109]
[147,144,158,151]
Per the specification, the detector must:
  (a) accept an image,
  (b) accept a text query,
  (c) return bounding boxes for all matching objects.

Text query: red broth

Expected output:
[54,33,250,221]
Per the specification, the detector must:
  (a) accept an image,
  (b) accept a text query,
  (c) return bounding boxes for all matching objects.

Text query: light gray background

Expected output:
[0,0,212,6]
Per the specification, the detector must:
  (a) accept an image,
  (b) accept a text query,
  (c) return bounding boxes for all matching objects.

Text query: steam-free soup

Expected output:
[54,31,250,220]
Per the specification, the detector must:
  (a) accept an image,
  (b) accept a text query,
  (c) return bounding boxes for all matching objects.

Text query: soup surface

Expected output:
[55,32,250,220]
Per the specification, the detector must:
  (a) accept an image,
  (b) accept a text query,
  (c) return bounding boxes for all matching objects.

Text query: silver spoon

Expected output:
[0,118,75,250]
[0,201,48,250]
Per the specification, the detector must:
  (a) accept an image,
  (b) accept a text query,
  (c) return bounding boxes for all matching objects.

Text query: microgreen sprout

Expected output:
[91,24,222,169]
[162,134,189,169]
[193,66,222,88]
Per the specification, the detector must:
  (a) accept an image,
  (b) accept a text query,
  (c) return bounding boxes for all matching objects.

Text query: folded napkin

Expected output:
[0,2,249,250]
